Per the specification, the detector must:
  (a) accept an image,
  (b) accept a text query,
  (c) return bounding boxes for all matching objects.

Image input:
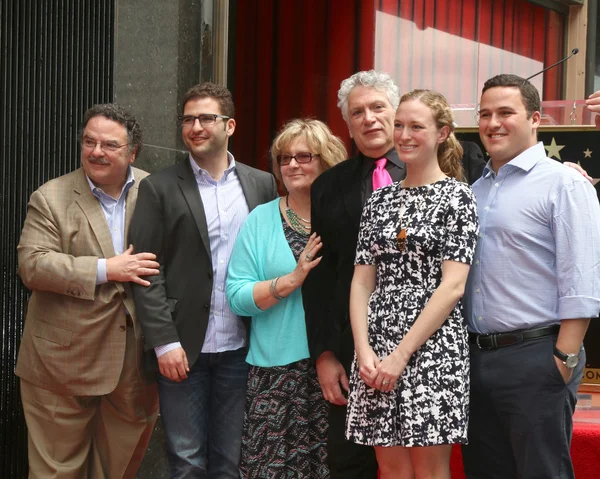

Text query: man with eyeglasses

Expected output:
[16,104,160,478]
[129,82,277,478]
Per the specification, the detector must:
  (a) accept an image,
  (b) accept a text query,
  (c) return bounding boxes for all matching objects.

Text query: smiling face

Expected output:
[181,97,235,163]
[346,85,395,158]
[279,136,324,195]
[478,86,540,170]
[80,115,135,197]
[393,99,449,167]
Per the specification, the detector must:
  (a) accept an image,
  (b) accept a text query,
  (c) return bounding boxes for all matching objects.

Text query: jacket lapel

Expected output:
[124,167,141,244]
[176,159,212,258]
[236,162,259,211]
[73,169,116,260]
[343,157,366,223]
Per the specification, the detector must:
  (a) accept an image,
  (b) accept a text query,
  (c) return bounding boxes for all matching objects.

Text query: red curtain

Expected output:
[232,0,376,171]
[232,0,565,170]
[376,0,564,105]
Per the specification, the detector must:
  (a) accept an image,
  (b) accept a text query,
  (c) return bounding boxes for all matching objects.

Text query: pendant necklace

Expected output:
[285,195,311,236]
[396,182,435,252]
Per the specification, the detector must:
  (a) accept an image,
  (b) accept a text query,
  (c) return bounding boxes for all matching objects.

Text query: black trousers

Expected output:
[462,335,584,479]
[327,402,378,479]
[327,329,378,479]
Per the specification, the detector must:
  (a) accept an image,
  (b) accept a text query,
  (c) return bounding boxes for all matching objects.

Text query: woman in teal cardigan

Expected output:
[227,119,347,478]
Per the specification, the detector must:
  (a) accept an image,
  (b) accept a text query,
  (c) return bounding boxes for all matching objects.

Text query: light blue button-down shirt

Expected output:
[86,167,135,284]
[155,153,250,357]
[464,142,600,334]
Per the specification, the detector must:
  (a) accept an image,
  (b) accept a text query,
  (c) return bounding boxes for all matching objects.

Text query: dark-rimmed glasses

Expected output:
[179,114,230,128]
[276,152,320,166]
[80,136,129,153]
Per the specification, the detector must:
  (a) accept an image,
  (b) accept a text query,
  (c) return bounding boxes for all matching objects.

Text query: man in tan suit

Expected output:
[16,104,160,479]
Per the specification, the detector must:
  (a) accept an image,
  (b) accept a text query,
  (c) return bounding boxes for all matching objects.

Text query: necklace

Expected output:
[396,181,436,252]
[285,195,311,236]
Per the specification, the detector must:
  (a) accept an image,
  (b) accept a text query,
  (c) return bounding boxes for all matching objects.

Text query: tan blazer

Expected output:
[15,167,150,396]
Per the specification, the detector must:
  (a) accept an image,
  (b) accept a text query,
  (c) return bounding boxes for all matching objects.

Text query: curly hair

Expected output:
[82,104,143,155]
[337,70,399,122]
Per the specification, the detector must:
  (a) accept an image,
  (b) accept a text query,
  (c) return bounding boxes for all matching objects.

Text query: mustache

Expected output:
[87,157,110,165]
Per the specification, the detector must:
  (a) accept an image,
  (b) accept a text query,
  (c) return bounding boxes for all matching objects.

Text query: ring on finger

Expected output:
[382,379,390,385]
[306,253,312,261]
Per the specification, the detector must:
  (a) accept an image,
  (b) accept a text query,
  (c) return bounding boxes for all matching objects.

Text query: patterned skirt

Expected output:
[239,359,330,478]
[346,288,469,447]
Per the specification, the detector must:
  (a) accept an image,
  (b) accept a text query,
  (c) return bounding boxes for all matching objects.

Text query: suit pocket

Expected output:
[31,320,73,346]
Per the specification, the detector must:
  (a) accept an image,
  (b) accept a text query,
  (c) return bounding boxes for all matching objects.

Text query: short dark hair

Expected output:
[182,82,235,118]
[81,104,143,155]
[481,74,540,118]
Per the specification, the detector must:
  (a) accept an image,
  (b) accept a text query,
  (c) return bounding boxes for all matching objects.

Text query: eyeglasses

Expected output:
[80,136,129,153]
[179,114,230,128]
[276,152,320,166]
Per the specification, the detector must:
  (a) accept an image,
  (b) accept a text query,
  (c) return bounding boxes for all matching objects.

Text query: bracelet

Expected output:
[270,277,285,301]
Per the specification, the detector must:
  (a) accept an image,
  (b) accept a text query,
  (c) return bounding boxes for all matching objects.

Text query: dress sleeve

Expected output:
[355,192,376,265]
[442,183,479,264]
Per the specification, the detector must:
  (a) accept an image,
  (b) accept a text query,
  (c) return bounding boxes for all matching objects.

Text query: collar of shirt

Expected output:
[360,147,402,178]
[189,151,237,182]
[86,166,135,201]
[481,142,546,180]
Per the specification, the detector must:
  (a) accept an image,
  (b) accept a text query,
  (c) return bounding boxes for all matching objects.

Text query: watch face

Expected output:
[565,354,579,369]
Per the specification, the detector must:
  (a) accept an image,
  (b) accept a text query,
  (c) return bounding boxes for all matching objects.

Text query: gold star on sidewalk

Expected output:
[544,137,565,160]
[583,148,592,158]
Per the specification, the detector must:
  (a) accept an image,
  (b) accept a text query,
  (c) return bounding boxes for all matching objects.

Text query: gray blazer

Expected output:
[129,157,277,371]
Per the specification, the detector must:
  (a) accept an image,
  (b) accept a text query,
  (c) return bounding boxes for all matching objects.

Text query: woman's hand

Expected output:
[356,346,380,388]
[373,349,410,392]
[289,233,322,286]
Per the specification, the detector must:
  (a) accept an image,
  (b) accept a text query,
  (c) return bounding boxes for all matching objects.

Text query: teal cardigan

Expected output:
[226,198,310,367]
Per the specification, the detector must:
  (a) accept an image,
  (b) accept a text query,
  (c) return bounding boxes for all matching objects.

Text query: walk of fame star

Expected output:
[544,137,565,160]
[584,148,592,158]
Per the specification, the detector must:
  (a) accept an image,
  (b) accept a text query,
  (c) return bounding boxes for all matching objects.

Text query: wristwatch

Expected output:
[553,347,580,369]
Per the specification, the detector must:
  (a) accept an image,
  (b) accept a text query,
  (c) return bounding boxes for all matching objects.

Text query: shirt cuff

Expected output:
[558,296,600,320]
[96,259,107,285]
[155,342,183,358]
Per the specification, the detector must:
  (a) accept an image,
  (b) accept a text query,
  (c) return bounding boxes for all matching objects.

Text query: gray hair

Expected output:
[81,104,143,155]
[337,70,400,122]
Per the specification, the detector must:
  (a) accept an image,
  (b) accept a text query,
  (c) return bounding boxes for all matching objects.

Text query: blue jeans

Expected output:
[157,347,249,479]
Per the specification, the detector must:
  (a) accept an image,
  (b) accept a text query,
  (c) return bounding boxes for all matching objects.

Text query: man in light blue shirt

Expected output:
[462,74,600,479]
[129,83,277,478]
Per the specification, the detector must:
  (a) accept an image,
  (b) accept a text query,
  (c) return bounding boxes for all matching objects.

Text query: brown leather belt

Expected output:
[468,325,559,350]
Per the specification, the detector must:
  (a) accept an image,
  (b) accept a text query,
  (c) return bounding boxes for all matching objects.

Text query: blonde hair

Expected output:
[270,118,347,185]
[399,89,464,181]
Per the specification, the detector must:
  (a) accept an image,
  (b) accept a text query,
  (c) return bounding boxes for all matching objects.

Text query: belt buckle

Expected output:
[476,334,493,350]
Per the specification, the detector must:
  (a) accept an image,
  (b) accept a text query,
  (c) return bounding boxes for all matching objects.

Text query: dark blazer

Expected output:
[129,157,277,371]
[461,141,486,185]
[302,142,485,371]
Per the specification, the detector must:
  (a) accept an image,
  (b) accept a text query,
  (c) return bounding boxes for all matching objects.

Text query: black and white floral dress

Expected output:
[345,177,479,447]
